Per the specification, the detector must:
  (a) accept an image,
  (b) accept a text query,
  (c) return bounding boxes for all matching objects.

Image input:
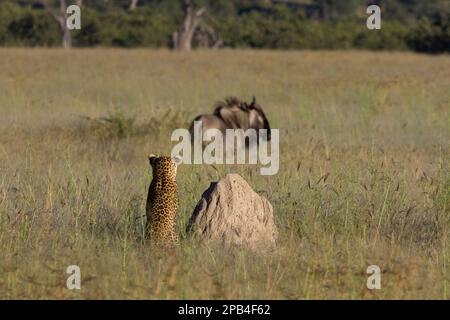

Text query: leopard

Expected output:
[145,154,182,245]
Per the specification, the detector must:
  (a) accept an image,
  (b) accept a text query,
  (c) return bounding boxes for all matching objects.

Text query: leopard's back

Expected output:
[145,155,180,244]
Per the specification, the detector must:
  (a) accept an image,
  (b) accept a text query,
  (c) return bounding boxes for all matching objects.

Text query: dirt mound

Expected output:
[187,173,277,250]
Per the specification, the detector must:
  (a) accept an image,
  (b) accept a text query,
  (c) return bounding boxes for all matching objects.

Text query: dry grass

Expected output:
[0,48,448,299]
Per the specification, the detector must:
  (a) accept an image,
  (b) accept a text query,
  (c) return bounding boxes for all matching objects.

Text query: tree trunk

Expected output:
[39,0,72,49]
[129,0,139,11]
[62,27,72,48]
[173,0,205,51]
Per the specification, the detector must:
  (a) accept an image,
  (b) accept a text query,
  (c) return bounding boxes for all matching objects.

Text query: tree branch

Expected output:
[38,0,71,48]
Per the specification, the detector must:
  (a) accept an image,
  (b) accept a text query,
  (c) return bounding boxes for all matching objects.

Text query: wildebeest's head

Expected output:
[243,96,271,141]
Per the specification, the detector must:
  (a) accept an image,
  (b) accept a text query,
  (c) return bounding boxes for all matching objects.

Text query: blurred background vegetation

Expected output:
[0,0,448,52]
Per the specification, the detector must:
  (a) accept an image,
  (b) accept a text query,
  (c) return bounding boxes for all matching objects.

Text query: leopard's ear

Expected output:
[149,154,157,167]
[172,155,182,166]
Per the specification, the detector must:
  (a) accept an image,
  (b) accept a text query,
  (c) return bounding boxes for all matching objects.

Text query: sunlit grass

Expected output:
[0,49,448,299]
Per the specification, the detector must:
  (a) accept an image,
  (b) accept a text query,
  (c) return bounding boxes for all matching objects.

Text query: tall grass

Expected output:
[0,49,448,299]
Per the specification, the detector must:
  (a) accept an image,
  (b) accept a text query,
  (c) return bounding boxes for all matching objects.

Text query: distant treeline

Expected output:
[0,0,449,52]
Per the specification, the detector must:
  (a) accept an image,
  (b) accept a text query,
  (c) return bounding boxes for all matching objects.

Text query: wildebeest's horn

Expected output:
[251,96,256,106]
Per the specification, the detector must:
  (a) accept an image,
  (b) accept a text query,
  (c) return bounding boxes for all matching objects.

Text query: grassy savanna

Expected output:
[0,49,448,299]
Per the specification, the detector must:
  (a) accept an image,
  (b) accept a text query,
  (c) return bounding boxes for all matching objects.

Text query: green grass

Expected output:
[0,49,448,299]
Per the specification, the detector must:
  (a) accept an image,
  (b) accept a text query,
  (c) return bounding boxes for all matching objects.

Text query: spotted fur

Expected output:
[146,155,181,245]
[189,96,271,145]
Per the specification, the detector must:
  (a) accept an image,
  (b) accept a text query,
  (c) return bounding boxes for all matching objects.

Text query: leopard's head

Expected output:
[149,154,182,181]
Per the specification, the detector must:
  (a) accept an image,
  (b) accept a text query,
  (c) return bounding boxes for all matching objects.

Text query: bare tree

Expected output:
[39,0,71,48]
[172,0,206,51]
[129,0,139,11]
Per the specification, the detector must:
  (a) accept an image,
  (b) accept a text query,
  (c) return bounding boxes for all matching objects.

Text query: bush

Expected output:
[408,17,450,53]
[83,111,137,140]
[0,3,59,47]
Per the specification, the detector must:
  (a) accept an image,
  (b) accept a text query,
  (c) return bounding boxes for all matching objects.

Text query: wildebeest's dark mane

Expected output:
[212,96,246,115]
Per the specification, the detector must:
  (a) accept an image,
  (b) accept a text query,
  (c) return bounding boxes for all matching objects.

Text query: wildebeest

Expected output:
[189,96,271,146]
